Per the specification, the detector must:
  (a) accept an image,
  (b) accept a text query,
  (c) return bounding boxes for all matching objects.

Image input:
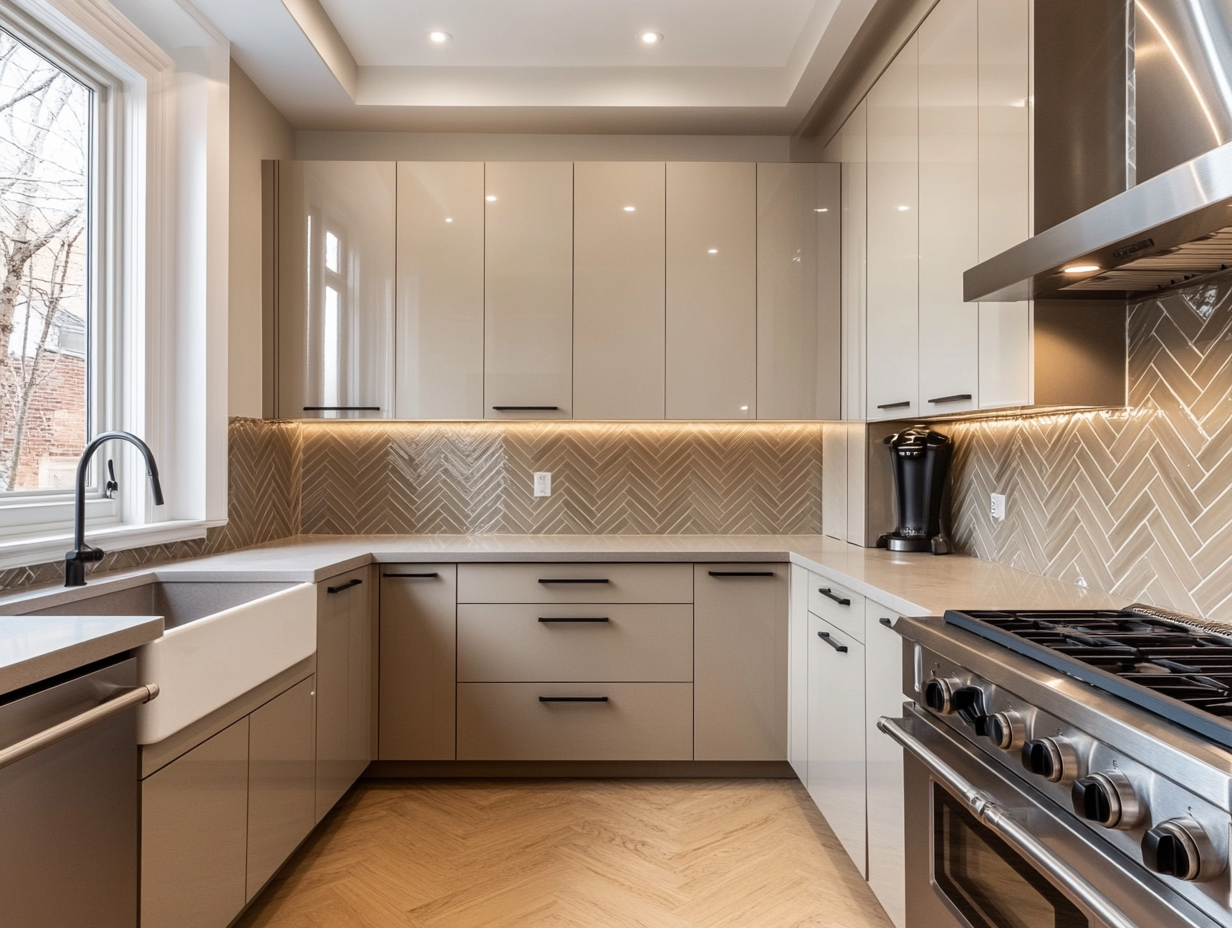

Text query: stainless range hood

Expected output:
[965,0,1232,302]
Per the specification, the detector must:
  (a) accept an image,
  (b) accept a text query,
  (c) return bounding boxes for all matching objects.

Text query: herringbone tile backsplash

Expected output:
[947,276,1232,622]
[299,420,823,535]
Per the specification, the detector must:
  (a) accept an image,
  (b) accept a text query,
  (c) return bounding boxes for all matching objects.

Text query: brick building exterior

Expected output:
[0,348,87,490]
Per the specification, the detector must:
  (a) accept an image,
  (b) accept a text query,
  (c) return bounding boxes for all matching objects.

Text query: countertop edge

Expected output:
[0,615,164,698]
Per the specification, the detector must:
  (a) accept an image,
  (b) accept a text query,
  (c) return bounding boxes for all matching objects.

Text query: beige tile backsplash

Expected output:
[945,276,1232,622]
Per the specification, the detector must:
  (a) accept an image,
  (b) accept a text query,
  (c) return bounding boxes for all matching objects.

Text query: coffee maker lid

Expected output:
[883,425,952,449]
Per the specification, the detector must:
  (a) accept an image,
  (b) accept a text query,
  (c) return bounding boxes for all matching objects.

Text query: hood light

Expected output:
[428,30,452,44]
[1063,264,1101,274]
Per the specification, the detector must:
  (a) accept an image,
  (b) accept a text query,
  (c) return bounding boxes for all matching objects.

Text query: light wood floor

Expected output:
[237,778,895,928]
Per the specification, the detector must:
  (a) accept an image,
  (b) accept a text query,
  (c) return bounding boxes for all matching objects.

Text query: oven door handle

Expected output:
[878,716,1142,928]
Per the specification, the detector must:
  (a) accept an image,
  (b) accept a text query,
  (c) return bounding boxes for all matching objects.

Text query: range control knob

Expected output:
[1070,772,1142,829]
[1021,737,1078,783]
[924,678,959,714]
[1142,819,1222,882]
[986,711,1024,751]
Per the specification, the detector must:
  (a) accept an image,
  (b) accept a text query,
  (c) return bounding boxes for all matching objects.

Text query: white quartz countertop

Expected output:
[136,533,1126,618]
[0,614,163,697]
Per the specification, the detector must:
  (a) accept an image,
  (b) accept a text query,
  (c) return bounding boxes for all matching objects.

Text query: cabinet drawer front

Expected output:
[457,683,693,760]
[457,563,693,604]
[808,574,865,642]
[458,604,693,682]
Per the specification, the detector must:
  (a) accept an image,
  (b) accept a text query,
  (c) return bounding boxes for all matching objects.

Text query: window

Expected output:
[0,27,93,496]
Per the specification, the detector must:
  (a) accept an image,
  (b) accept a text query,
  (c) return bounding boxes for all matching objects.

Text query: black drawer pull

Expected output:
[879,616,894,628]
[538,696,610,703]
[492,406,560,411]
[538,617,610,623]
[538,578,610,584]
[708,571,775,577]
[303,406,381,411]
[383,572,439,579]
[817,631,849,653]
[327,578,363,594]
[876,401,911,410]
[818,587,851,606]
[927,393,973,404]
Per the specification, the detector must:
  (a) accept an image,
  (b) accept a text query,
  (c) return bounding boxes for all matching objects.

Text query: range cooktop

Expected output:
[945,608,1232,750]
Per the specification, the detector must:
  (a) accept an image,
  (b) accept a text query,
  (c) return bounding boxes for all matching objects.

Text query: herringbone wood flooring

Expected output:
[236,779,891,928]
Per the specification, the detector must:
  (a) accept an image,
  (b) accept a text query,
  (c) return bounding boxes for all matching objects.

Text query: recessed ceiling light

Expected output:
[740,405,749,411]
[640,31,663,45]
[623,205,636,212]
[1063,264,1101,274]
[815,208,829,213]
[485,195,497,202]
[445,217,453,223]
[428,30,452,44]
[707,248,718,254]
[897,205,910,211]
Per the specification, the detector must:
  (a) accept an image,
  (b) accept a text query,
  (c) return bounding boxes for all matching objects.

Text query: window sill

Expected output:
[0,519,220,572]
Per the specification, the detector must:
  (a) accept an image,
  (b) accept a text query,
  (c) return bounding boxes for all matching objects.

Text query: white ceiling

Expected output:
[188,0,880,133]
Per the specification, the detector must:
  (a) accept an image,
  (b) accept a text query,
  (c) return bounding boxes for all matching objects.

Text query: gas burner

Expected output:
[946,609,1232,749]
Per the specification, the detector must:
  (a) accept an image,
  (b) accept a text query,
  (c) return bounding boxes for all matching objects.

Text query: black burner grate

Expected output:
[944,610,1232,747]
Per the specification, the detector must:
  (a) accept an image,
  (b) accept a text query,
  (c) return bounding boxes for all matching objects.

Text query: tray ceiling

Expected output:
[184,0,879,132]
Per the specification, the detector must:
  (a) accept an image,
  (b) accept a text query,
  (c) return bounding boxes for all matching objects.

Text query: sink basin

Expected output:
[23,578,316,743]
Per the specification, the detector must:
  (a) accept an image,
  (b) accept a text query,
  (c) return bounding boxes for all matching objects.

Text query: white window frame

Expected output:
[0,0,230,570]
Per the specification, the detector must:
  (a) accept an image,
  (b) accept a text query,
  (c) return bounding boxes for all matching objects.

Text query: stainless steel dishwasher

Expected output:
[0,655,158,928]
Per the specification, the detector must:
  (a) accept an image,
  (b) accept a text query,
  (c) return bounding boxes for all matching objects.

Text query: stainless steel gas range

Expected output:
[883,606,1232,928]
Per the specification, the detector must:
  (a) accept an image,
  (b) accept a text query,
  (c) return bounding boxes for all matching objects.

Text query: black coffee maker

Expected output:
[877,426,952,555]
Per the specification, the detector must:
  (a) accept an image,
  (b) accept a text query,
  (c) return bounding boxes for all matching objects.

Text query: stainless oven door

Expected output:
[881,705,1224,928]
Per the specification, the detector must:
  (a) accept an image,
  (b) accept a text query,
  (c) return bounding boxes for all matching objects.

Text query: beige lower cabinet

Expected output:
[457,683,693,760]
[246,677,316,900]
[807,611,867,877]
[865,600,907,928]
[141,719,250,928]
[693,564,789,761]
[316,569,372,821]
[379,564,459,760]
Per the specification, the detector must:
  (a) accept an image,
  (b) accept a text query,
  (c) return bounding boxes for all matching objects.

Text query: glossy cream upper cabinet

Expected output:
[838,102,869,421]
[918,0,980,416]
[866,37,920,421]
[977,0,1031,409]
[484,162,574,419]
[665,162,757,420]
[573,162,666,420]
[278,161,396,419]
[756,163,841,420]
[395,162,485,419]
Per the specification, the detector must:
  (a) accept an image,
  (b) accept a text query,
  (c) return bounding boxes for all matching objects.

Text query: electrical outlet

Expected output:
[533,472,552,497]
[990,493,1006,522]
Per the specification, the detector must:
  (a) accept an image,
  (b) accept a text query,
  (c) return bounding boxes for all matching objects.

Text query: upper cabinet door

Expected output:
[665,162,757,420]
[977,0,1031,409]
[573,162,666,420]
[484,162,574,419]
[278,161,396,419]
[756,162,841,420]
[866,37,920,421]
[396,162,485,419]
[918,0,980,416]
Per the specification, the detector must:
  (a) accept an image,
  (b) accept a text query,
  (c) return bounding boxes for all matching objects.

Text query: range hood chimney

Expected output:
[965,0,1232,302]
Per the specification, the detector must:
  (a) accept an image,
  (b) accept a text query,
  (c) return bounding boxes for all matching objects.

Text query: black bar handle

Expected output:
[708,571,775,577]
[538,578,610,584]
[383,572,440,579]
[303,406,381,411]
[818,587,851,606]
[817,631,849,653]
[492,406,560,411]
[327,578,363,594]
[927,393,973,404]
[538,617,610,623]
[879,616,894,628]
[876,401,911,410]
[538,696,610,703]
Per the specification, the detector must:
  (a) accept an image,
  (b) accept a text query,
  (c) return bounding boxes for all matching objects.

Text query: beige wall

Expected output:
[295,131,791,162]
[229,59,294,419]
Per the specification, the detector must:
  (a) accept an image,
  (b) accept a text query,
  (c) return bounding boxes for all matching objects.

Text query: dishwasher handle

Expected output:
[877,716,1142,928]
[0,683,159,772]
